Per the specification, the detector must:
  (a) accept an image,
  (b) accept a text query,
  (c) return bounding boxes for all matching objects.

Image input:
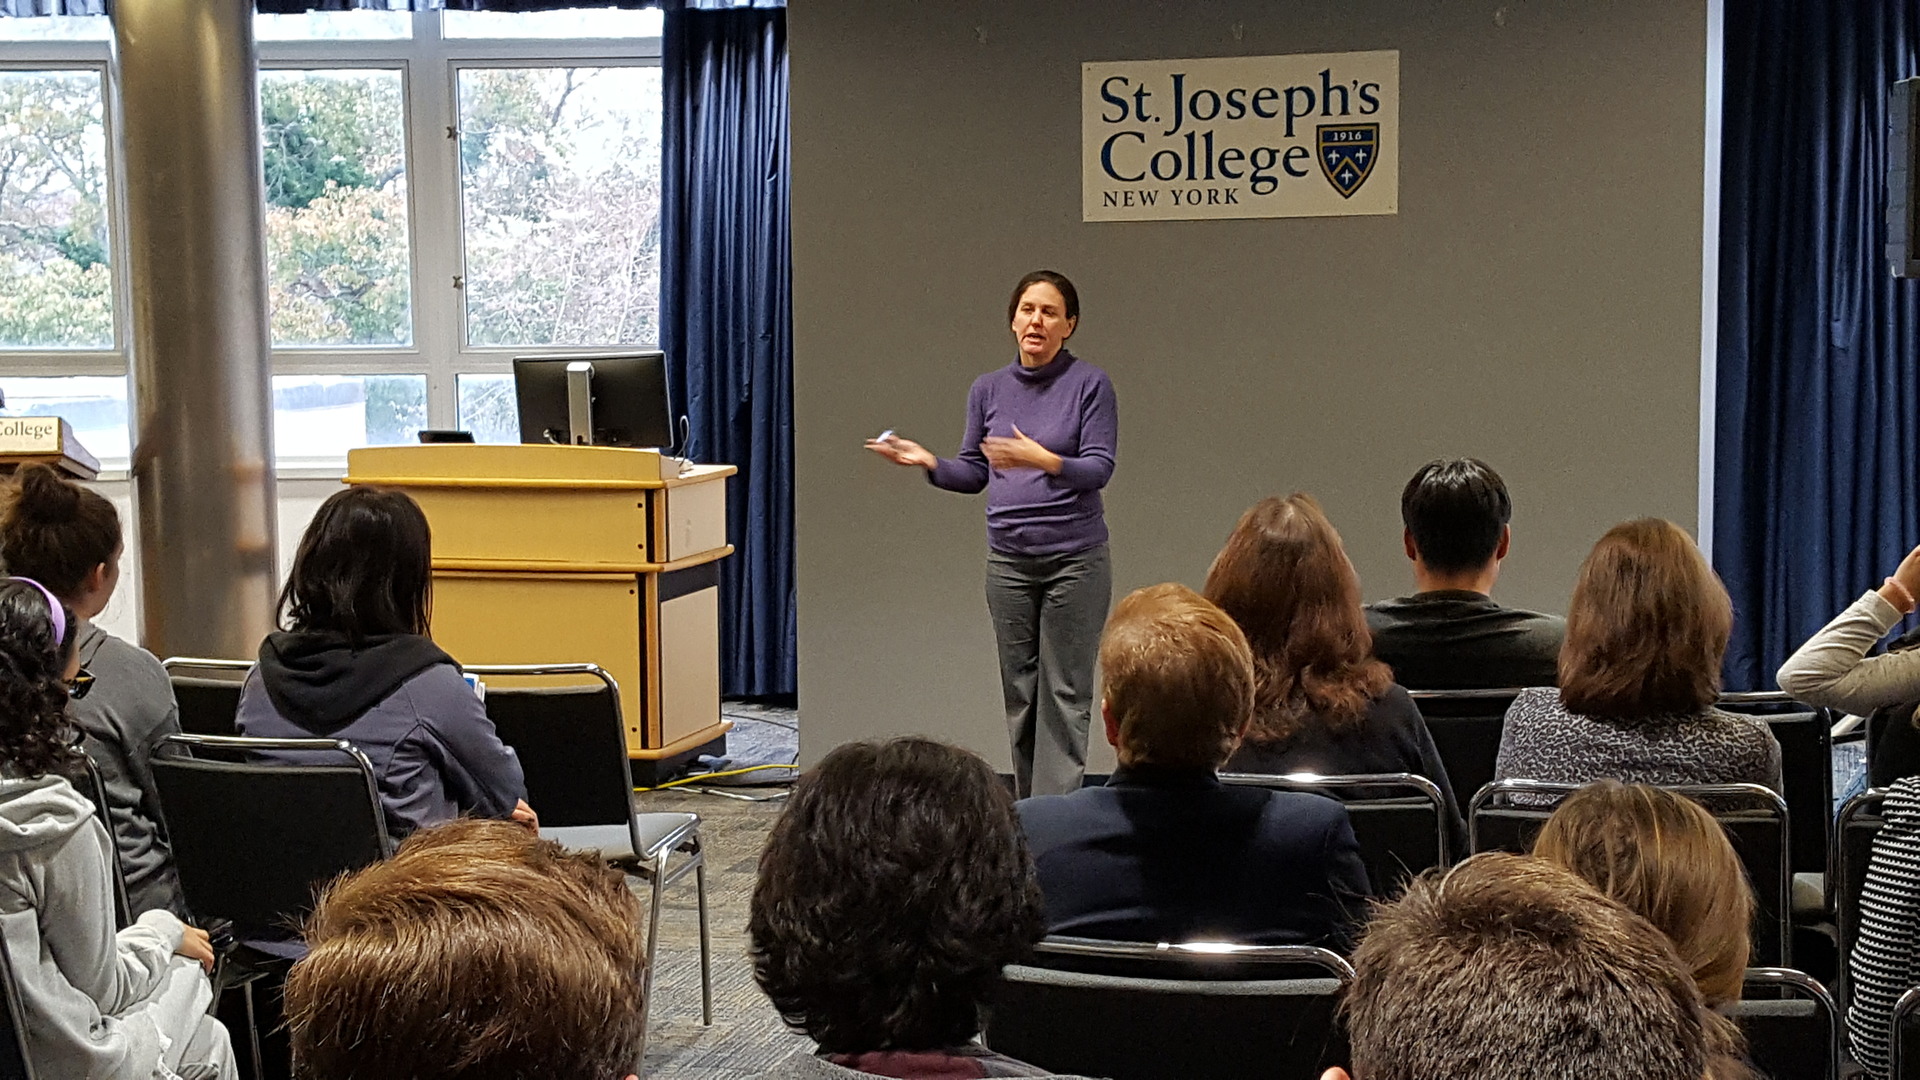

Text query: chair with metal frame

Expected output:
[1718,692,1835,910]
[160,657,252,738]
[1407,688,1522,815]
[1836,787,1889,987]
[1891,985,1920,1080]
[1469,779,1793,968]
[1220,771,1451,896]
[151,732,390,1080]
[984,936,1353,1080]
[0,937,34,1080]
[65,750,130,929]
[460,663,711,1045]
[1731,967,1840,1080]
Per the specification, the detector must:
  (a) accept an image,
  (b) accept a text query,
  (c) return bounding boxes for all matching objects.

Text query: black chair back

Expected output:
[152,734,388,938]
[1222,772,1449,896]
[1836,788,1888,974]
[1894,986,1920,1080]
[1408,689,1520,812]
[1471,780,1792,967]
[985,938,1351,1080]
[463,665,632,829]
[1733,967,1839,1080]
[0,939,35,1080]
[1719,694,1833,878]
[64,752,130,929]
[162,658,253,738]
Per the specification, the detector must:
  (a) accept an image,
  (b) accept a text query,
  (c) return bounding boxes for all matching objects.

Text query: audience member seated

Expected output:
[1494,519,1782,798]
[749,737,1096,1080]
[0,577,233,1079]
[1018,583,1369,948]
[284,818,647,1080]
[236,487,533,841]
[1204,494,1466,855]
[1777,540,1920,785]
[1840,775,1920,1079]
[0,463,183,915]
[1534,780,1755,1080]
[1325,853,1714,1080]
[1364,458,1565,689]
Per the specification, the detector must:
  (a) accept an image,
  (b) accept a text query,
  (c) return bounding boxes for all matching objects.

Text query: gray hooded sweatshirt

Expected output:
[72,618,185,917]
[0,772,206,1078]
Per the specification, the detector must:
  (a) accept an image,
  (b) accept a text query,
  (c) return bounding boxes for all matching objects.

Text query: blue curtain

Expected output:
[661,1,793,696]
[1716,2,1920,689]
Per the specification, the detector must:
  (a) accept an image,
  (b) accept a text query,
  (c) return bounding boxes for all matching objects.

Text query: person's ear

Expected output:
[1494,524,1511,562]
[1102,699,1120,749]
[1402,528,1418,562]
[86,563,109,595]
[1320,1069,1353,1080]
[1063,315,1077,340]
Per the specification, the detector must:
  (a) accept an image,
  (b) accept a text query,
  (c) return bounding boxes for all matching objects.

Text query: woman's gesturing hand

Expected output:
[865,434,936,470]
[981,426,1061,474]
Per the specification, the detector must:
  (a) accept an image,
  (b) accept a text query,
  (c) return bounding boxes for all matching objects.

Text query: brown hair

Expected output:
[1343,853,1711,1080]
[1202,494,1391,743]
[285,818,647,1080]
[1559,518,1731,718]
[1099,583,1254,770]
[1007,270,1080,324]
[0,463,121,603]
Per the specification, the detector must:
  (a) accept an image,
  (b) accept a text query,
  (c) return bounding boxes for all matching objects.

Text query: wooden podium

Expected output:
[0,417,100,480]
[345,444,734,782]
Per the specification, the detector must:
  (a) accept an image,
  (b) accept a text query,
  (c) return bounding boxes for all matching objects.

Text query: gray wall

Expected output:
[792,0,1711,770]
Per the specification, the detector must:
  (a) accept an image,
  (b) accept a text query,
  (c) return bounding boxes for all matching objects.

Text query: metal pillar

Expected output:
[113,0,280,659]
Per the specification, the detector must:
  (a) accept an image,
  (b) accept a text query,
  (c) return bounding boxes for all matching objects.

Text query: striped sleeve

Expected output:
[1847,777,1920,1077]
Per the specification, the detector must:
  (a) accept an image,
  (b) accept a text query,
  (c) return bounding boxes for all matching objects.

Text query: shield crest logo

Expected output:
[1317,123,1379,199]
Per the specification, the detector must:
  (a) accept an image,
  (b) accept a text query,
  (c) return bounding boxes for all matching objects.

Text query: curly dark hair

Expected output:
[748,737,1045,1054]
[0,579,78,778]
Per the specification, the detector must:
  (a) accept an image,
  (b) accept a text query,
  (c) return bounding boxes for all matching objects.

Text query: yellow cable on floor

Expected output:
[634,762,798,792]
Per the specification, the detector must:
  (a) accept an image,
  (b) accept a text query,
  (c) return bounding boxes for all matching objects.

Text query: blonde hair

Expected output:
[1099,583,1254,770]
[1534,781,1755,1080]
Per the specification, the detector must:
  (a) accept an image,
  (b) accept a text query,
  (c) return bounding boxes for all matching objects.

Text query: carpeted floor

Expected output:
[637,702,807,1079]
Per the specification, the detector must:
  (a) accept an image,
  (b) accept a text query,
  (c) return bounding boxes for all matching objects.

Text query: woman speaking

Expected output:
[868,270,1118,797]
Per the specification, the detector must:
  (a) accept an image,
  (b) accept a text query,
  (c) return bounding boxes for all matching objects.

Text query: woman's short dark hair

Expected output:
[0,463,122,602]
[1401,458,1511,574]
[281,487,432,640]
[749,737,1045,1054]
[0,579,78,778]
[1007,270,1080,324]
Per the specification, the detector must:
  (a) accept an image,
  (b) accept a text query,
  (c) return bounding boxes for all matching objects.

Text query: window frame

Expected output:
[0,11,665,475]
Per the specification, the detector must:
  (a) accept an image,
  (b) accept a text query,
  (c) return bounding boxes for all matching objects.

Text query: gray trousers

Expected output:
[985,544,1111,797]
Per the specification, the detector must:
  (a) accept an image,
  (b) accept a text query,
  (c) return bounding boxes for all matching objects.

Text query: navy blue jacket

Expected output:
[1016,764,1370,950]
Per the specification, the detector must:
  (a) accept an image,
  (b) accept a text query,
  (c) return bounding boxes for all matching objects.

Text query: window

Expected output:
[0,9,664,472]
[260,68,412,347]
[458,65,662,347]
[0,70,113,350]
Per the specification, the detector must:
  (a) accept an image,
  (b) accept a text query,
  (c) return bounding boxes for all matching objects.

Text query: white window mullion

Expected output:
[408,6,463,431]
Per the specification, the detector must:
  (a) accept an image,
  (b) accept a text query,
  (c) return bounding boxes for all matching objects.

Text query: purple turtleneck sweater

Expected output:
[928,350,1118,556]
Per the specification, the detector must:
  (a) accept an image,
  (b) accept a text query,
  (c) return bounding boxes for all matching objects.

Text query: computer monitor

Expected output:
[513,351,675,449]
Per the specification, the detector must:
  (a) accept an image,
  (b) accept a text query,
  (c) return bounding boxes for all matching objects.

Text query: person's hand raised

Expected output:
[1882,544,1920,613]
[865,433,935,469]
